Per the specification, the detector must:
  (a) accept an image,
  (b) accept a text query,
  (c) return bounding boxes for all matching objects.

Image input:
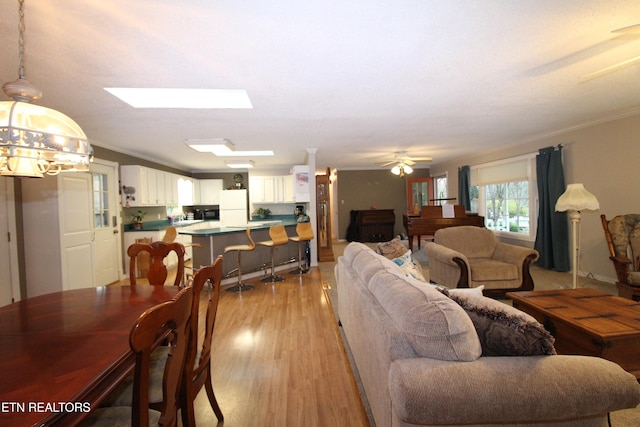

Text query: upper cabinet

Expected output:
[199,179,224,205]
[121,165,152,207]
[249,175,295,204]
[249,166,309,204]
[121,165,190,207]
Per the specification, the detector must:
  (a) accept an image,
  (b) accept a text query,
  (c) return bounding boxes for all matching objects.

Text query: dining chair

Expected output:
[128,241,185,286]
[99,257,225,425]
[162,225,202,282]
[289,221,314,274]
[223,227,256,292]
[180,255,224,425]
[256,225,290,283]
[80,286,193,427]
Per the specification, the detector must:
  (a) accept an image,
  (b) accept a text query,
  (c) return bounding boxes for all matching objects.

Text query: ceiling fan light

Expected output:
[391,165,401,175]
[404,165,413,174]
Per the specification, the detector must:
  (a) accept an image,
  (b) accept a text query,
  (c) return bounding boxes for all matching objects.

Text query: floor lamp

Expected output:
[555,183,600,288]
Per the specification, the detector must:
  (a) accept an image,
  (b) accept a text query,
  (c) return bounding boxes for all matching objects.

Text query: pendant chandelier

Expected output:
[0,0,93,178]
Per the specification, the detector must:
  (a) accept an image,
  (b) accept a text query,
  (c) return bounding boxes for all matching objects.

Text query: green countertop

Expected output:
[124,216,303,234]
[178,217,300,236]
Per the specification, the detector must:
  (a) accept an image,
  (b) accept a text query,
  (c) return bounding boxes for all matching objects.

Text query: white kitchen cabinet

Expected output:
[121,166,193,207]
[199,179,224,205]
[250,175,295,203]
[121,165,159,207]
[164,172,179,206]
[178,177,195,206]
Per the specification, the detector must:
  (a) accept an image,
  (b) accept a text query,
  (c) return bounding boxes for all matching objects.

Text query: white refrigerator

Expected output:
[219,189,248,226]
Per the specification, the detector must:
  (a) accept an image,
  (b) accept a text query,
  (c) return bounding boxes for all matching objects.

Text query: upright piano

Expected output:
[402,205,485,251]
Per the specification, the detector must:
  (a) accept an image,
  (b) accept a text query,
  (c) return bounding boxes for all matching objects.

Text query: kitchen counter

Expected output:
[178,216,303,283]
[177,217,299,236]
[123,219,208,232]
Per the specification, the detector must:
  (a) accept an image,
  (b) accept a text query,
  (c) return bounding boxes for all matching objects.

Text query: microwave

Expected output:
[203,209,219,220]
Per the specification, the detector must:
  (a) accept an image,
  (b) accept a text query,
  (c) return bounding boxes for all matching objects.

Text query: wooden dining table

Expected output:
[0,285,180,427]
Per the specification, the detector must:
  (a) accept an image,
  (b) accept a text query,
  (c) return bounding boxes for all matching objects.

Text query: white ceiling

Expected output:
[2,0,640,173]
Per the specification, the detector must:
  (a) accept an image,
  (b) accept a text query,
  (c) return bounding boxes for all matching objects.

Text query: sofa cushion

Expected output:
[468,258,518,281]
[445,292,556,356]
[368,270,482,361]
[345,242,405,283]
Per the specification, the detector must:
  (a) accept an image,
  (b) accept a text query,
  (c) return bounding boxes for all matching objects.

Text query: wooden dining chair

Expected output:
[81,286,193,427]
[181,255,224,425]
[101,257,225,425]
[128,241,185,286]
[162,226,202,283]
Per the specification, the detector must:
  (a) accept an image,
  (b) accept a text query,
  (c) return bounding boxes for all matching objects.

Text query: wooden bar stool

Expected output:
[257,225,289,283]
[289,222,314,274]
[223,227,256,292]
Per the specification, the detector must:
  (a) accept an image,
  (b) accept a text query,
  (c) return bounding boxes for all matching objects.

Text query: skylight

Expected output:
[185,139,273,156]
[104,88,253,109]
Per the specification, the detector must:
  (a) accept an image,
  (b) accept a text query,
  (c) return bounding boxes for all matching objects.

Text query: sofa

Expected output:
[336,242,640,427]
[425,226,539,298]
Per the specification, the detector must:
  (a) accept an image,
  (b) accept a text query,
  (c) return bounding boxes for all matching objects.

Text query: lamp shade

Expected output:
[0,100,93,177]
[555,183,600,212]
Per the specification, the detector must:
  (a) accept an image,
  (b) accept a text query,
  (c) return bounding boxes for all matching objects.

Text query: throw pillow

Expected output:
[443,291,556,356]
[377,238,409,260]
[392,250,427,282]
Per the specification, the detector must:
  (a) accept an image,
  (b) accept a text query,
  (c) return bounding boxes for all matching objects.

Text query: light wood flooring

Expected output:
[195,268,368,426]
[139,265,369,426]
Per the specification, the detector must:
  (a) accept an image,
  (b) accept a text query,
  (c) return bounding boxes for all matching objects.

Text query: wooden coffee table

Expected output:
[507,288,640,378]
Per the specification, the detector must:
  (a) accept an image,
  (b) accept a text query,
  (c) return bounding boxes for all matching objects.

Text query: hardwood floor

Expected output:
[189,267,369,426]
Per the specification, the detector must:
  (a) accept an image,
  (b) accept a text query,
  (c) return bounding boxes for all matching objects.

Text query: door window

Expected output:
[92,173,110,228]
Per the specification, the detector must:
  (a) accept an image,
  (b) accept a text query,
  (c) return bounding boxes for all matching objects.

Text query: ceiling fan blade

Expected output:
[581,55,640,81]
[376,160,397,167]
[407,157,433,163]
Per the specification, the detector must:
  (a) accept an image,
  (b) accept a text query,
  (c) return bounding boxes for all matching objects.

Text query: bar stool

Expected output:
[289,222,314,274]
[223,227,256,292]
[256,225,289,283]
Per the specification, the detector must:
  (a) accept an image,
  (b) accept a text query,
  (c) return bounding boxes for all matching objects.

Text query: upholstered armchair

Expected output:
[601,214,640,300]
[425,226,539,298]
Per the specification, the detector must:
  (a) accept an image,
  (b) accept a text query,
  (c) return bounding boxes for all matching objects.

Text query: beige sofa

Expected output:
[425,226,539,297]
[336,242,640,427]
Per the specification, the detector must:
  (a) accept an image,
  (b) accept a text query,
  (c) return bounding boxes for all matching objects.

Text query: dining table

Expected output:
[0,284,180,427]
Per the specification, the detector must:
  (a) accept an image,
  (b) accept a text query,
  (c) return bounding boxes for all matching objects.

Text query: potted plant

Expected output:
[131,210,146,229]
[252,207,271,219]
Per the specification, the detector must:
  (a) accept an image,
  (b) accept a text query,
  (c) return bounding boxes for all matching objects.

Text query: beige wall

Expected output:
[336,168,431,239]
[430,112,640,283]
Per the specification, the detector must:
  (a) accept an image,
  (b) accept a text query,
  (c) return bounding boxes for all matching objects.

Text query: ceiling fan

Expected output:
[581,24,640,81]
[375,151,433,168]
[375,151,433,177]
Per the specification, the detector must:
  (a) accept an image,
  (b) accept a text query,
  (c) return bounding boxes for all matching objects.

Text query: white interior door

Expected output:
[0,179,20,305]
[91,161,123,286]
[59,173,95,291]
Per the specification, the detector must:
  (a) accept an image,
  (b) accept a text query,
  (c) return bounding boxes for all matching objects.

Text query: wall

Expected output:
[336,168,430,240]
[429,112,640,283]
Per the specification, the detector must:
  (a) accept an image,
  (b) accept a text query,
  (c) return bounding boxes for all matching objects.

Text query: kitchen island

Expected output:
[178,217,302,282]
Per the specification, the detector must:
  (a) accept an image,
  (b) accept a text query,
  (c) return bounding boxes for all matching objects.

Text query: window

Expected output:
[469,155,537,241]
[92,173,110,228]
[433,175,448,205]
